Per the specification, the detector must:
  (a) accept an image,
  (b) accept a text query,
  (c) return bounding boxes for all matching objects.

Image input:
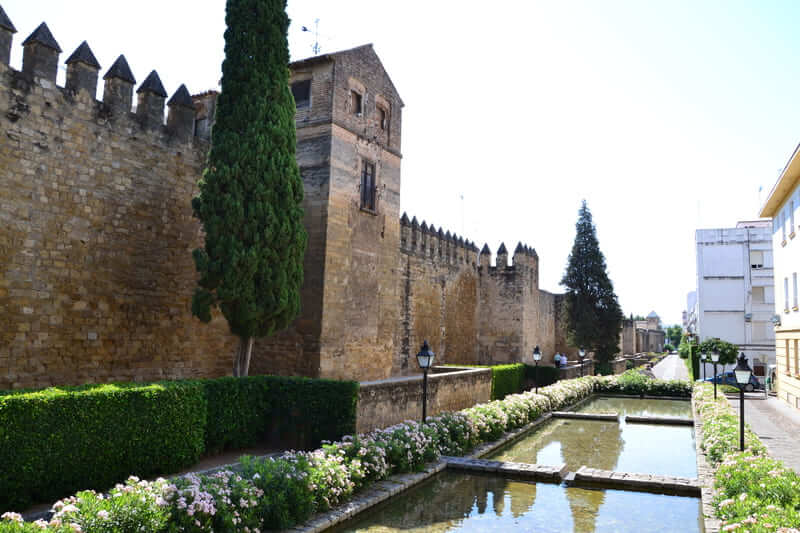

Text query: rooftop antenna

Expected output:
[302,19,321,55]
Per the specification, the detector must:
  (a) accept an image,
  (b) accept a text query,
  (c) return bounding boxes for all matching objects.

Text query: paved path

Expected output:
[652,353,689,381]
[726,395,800,473]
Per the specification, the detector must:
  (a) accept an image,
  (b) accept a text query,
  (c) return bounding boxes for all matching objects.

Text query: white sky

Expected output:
[5,0,800,326]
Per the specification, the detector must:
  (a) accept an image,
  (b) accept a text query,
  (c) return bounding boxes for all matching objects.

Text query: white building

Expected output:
[759,143,800,409]
[694,221,775,380]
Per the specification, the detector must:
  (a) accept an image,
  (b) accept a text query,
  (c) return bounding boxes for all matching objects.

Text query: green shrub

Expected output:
[593,370,691,397]
[524,364,559,387]
[490,364,525,400]
[0,375,358,514]
[201,375,358,453]
[0,381,206,512]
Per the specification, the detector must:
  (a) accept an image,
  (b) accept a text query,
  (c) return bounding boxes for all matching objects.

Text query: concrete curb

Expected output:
[552,411,619,421]
[571,466,700,496]
[624,415,694,426]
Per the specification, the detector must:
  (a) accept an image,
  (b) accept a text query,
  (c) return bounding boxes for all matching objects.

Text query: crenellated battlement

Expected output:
[399,212,479,267]
[0,8,215,147]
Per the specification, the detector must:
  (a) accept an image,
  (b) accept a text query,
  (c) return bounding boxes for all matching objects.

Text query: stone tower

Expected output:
[250,45,404,381]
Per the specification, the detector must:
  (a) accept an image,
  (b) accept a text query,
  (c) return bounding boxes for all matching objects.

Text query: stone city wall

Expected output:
[355,366,492,433]
[0,21,240,389]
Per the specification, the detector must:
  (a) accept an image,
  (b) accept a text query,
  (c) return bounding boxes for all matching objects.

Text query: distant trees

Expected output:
[666,325,682,347]
[561,201,624,374]
[191,0,307,376]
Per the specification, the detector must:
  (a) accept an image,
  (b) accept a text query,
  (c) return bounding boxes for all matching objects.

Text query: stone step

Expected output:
[443,456,568,481]
[551,411,619,421]
[624,415,694,426]
[572,466,700,496]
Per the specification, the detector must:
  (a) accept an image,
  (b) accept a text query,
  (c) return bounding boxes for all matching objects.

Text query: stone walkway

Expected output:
[726,394,800,473]
[652,353,690,381]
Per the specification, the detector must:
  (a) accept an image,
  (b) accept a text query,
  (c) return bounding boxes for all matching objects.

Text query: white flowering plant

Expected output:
[163,470,262,532]
[695,382,800,531]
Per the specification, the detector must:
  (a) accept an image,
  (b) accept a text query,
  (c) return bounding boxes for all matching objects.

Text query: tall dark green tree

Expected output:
[191,0,307,376]
[561,201,623,373]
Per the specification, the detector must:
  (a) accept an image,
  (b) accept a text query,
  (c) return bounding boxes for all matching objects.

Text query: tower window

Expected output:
[291,80,311,109]
[360,160,376,211]
[378,106,388,130]
[351,90,362,115]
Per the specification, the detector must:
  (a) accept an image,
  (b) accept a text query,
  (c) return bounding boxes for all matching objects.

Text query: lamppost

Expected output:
[416,340,435,424]
[711,349,720,399]
[734,353,753,452]
[578,347,586,377]
[533,345,542,394]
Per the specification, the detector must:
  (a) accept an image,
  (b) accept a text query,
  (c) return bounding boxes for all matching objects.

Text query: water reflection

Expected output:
[329,472,701,533]
[576,397,691,418]
[486,418,696,478]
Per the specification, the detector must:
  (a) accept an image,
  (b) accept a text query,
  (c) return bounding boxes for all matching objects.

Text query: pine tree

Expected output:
[191,0,307,376]
[560,201,623,372]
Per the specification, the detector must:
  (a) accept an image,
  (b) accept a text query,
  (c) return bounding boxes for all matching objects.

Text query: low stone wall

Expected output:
[611,358,627,375]
[356,367,492,433]
[558,361,594,380]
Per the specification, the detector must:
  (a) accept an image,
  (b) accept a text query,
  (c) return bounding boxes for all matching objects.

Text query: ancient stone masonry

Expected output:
[0,15,238,389]
[0,7,572,388]
[397,217,573,373]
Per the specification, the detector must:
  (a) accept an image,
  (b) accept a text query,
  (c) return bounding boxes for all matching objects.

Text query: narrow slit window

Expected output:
[794,272,798,308]
[378,107,388,130]
[785,277,790,310]
[351,90,362,115]
[360,159,376,211]
[291,80,311,109]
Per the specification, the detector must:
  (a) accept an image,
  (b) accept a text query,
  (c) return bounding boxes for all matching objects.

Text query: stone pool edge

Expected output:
[692,393,721,533]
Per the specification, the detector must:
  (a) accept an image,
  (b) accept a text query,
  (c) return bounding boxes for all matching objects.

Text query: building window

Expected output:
[378,106,388,130]
[787,340,791,375]
[795,340,799,376]
[792,200,796,234]
[794,273,798,309]
[783,210,788,242]
[351,90,363,116]
[360,159,376,211]
[785,277,790,311]
[753,286,765,303]
[750,250,764,269]
[291,80,311,109]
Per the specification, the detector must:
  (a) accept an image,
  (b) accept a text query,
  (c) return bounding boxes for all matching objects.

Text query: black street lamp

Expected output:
[734,353,753,452]
[711,349,720,399]
[416,340,435,424]
[533,345,542,394]
[578,347,586,377]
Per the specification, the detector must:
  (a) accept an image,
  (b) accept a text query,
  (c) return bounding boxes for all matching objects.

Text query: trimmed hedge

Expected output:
[0,382,206,512]
[524,364,560,388]
[0,376,358,514]
[489,364,525,400]
[201,376,358,454]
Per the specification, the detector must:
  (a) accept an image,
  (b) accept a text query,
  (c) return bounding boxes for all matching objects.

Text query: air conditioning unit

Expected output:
[772,314,782,327]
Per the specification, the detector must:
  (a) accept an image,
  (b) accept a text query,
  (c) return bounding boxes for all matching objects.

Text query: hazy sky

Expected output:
[5,0,799,326]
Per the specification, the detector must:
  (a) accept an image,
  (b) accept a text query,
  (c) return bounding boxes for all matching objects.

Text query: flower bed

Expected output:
[594,369,692,397]
[694,383,800,531]
[1,375,684,532]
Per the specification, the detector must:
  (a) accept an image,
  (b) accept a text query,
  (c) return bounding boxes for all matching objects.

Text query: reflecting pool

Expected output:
[575,397,692,418]
[485,417,696,477]
[328,471,701,533]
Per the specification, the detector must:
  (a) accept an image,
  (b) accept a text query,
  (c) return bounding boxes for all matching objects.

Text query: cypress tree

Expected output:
[560,201,623,373]
[191,0,307,376]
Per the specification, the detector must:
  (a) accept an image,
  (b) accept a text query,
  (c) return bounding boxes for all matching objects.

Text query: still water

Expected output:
[486,415,696,477]
[328,471,701,533]
[575,397,692,418]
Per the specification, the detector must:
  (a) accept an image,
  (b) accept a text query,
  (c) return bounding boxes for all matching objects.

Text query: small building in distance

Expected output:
[619,311,665,354]
[694,220,776,381]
